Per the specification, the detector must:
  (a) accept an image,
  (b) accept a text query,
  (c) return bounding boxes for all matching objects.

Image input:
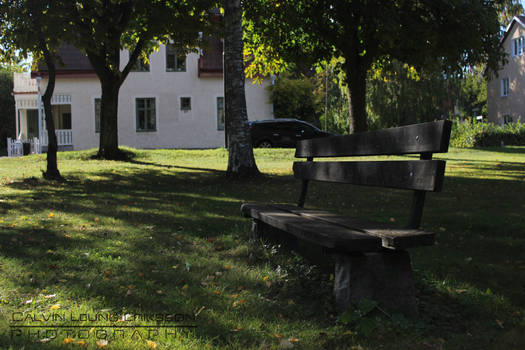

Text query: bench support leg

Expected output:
[333,250,417,317]
[251,219,264,239]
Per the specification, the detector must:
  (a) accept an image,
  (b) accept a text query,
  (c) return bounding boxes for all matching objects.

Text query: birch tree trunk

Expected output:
[224,0,260,178]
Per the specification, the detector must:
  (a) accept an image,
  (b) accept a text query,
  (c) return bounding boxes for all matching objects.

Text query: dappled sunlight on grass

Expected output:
[0,147,523,349]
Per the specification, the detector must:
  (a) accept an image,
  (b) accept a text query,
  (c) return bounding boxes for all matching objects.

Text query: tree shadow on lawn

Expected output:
[0,169,335,348]
[0,167,524,348]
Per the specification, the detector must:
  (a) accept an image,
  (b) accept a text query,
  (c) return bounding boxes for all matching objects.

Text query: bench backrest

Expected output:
[293,120,452,229]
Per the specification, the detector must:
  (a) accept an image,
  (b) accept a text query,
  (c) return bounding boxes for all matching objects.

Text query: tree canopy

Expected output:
[0,0,65,178]
[244,0,505,132]
[58,0,217,159]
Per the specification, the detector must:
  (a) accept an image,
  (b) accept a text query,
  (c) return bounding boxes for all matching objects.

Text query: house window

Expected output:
[180,97,191,111]
[136,98,156,131]
[130,53,150,72]
[501,78,510,97]
[94,98,101,133]
[513,36,524,56]
[217,97,224,130]
[503,115,513,125]
[166,44,186,72]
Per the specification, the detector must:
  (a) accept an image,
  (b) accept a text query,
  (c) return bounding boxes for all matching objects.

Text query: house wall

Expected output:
[488,22,525,125]
[35,45,273,150]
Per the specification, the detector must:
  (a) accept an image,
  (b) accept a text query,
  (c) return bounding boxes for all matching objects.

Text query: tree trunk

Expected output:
[41,57,61,180]
[224,0,260,178]
[38,45,61,180]
[345,58,369,133]
[98,76,122,159]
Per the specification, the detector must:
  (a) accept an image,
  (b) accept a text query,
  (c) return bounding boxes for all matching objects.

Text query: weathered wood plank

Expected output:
[241,203,382,252]
[270,204,435,249]
[295,120,452,158]
[293,160,446,192]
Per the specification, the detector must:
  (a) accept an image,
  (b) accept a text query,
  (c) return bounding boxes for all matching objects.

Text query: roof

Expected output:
[502,16,525,44]
[32,43,95,78]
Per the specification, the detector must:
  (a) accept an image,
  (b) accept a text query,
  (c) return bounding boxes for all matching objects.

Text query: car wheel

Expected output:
[257,140,272,148]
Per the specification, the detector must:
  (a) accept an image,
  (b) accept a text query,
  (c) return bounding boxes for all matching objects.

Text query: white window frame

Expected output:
[501,78,510,97]
[135,97,157,132]
[180,96,192,112]
[513,36,525,56]
[165,44,186,72]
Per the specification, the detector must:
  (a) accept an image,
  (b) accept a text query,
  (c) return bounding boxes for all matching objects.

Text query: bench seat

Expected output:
[241,203,435,251]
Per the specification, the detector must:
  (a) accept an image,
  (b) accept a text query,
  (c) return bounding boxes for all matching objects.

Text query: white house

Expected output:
[487,16,525,125]
[9,42,273,155]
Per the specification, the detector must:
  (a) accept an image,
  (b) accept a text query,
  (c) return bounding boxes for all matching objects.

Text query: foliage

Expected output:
[57,0,217,159]
[456,67,487,118]
[366,60,451,130]
[269,72,321,125]
[496,0,524,25]
[0,68,16,152]
[451,118,525,148]
[244,0,505,133]
[0,0,65,179]
[314,58,351,134]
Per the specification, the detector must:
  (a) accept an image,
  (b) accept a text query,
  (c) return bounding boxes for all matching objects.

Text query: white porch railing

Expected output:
[40,129,73,146]
[7,130,72,157]
[7,137,39,157]
[13,72,37,93]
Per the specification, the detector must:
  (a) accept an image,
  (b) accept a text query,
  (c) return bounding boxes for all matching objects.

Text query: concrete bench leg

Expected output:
[333,250,418,317]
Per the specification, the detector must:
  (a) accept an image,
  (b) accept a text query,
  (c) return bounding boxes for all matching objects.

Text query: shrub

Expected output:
[450,118,525,147]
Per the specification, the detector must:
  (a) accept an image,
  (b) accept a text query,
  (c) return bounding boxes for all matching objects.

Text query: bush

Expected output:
[268,72,322,125]
[450,118,525,147]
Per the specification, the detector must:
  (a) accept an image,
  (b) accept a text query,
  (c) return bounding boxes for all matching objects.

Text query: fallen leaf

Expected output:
[50,304,60,310]
[496,319,504,328]
[224,265,231,270]
[40,338,53,343]
[48,213,55,218]
[289,337,299,343]
[63,337,74,344]
[456,289,467,294]
[96,339,108,348]
[146,340,157,349]
[75,340,87,346]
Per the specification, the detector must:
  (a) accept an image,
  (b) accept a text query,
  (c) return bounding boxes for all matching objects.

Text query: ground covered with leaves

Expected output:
[0,147,524,349]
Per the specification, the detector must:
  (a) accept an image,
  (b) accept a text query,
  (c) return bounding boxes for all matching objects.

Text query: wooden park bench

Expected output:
[241,120,452,315]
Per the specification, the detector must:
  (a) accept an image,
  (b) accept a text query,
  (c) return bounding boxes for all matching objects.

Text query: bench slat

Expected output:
[270,204,435,250]
[241,203,382,252]
[293,160,446,191]
[295,120,452,158]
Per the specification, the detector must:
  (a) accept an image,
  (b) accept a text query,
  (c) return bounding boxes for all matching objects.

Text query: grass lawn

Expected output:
[0,146,524,349]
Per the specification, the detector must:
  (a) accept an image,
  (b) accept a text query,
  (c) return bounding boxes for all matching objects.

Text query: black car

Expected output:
[249,118,334,148]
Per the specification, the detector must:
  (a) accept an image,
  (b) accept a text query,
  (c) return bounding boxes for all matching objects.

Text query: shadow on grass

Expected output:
[0,163,524,348]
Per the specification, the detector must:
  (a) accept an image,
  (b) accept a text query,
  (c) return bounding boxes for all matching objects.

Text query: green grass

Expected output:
[0,146,524,349]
